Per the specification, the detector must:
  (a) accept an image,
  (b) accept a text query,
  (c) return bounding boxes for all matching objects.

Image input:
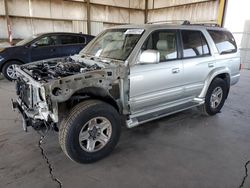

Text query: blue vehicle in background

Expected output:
[0,32,95,80]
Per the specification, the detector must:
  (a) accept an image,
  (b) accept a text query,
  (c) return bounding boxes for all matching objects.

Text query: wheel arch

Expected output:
[199,68,231,98]
[0,59,24,72]
[62,86,122,114]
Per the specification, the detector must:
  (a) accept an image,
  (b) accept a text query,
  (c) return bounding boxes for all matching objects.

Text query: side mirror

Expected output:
[139,50,160,64]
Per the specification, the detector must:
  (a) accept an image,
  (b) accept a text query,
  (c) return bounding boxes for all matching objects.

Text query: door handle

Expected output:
[172,68,180,74]
[208,63,214,68]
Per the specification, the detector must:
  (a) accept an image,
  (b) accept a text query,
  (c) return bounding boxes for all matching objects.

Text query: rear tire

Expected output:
[201,78,228,116]
[2,61,22,81]
[59,100,121,163]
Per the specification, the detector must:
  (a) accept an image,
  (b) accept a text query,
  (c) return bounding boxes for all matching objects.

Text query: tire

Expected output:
[201,78,228,116]
[59,100,121,163]
[2,61,22,81]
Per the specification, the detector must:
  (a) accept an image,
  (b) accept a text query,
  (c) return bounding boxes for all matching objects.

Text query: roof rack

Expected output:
[182,21,221,27]
[148,20,221,27]
[147,20,188,25]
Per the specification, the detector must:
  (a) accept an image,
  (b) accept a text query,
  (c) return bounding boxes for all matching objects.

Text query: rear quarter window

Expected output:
[208,30,237,54]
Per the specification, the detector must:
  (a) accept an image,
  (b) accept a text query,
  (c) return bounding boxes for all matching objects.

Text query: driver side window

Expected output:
[142,30,178,62]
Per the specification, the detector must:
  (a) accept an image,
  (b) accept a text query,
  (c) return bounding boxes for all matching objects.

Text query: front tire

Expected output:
[59,100,121,163]
[201,78,228,116]
[2,61,22,81]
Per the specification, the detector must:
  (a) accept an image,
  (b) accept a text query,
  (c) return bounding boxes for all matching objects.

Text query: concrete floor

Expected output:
[0,70,250,188]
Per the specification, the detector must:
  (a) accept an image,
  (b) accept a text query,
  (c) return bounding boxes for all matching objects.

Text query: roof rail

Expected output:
[148,20,221,27]
[193,23,221,27]
[182,21,221,27]
[147,20,188,25]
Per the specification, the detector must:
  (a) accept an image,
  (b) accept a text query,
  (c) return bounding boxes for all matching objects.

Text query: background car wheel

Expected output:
[2,61,22,81]
[201,78,228,116]
[59,100,121,163]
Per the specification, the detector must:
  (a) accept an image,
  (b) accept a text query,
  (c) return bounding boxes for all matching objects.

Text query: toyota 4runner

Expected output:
[12,23,241,163]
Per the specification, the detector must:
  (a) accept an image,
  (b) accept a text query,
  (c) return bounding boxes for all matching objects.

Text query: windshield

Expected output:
[82,28,144,61]
[15,35,38,46]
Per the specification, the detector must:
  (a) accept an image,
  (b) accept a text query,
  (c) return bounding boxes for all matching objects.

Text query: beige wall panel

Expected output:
[0,0,5,15]
[148,1,218,23]
[130,0,145,9]
[7,0,30,17]
[53,20,73,32]
[11,18,33,39]
[130,10,144,24]
[31,0,51,18]
[32,19,73,34]
[0,17,7,38]
[103,23,120,30]
[32,19,53,34]
[90,5,129,23]
[90,5,106,22]
[62,0,86,20]
[72,20,87,34]
[108,7,129,23]
[14,0,87,20]
[50,0,64,19]
[148,0,213,9]
[91,0,129,8]
[61,20,73,32]
[91,0,145,9]
[90,21,103,36]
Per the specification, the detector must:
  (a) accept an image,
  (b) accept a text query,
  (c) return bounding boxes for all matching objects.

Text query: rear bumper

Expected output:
[230,73,240,86]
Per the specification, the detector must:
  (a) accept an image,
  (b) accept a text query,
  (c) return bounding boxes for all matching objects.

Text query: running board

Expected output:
[126,101,203,128]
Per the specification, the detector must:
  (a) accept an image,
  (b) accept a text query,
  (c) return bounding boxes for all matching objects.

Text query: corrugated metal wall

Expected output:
[147,0,219,24]
[0,0,221,40]
[0,0,145,39]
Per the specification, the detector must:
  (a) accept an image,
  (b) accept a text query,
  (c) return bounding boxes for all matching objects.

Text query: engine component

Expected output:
[21,58,101,82]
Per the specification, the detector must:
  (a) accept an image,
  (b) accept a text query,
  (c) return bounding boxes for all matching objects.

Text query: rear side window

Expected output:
[79,36,86,44]
[181,30,210,58]
[208,30,237,54]
[58,35,78,45]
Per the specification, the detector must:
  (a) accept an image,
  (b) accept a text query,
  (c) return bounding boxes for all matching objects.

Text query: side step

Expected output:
[126,100,203,128]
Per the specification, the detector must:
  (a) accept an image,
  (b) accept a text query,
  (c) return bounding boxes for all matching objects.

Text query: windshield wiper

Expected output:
[100,59,111,64]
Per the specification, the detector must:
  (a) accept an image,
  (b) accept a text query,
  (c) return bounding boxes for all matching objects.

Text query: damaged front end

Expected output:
[12,55,127,131]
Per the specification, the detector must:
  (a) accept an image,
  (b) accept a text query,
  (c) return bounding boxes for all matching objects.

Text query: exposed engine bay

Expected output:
[20,57,102,82]
[13,54,125,128]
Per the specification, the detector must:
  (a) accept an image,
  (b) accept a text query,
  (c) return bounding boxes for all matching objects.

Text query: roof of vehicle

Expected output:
[110,23,228,32]
[38,32,95,37]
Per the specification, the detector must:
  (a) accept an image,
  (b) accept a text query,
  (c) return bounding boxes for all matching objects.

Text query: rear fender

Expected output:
[198,67,230,98]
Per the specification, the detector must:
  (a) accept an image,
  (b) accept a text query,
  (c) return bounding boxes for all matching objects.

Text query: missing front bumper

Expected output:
[12,99,48,132]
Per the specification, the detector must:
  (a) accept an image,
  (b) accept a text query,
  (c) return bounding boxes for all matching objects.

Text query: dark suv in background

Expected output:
[0,32,95,80]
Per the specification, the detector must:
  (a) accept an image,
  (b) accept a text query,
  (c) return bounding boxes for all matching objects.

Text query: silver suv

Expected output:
[12,23,241,163]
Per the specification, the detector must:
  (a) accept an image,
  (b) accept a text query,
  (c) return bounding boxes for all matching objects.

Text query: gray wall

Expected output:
[240,21,250,69]
[224,0,250,69]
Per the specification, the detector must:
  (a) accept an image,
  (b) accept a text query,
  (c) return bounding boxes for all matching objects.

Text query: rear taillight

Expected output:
[239,63,242,70]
